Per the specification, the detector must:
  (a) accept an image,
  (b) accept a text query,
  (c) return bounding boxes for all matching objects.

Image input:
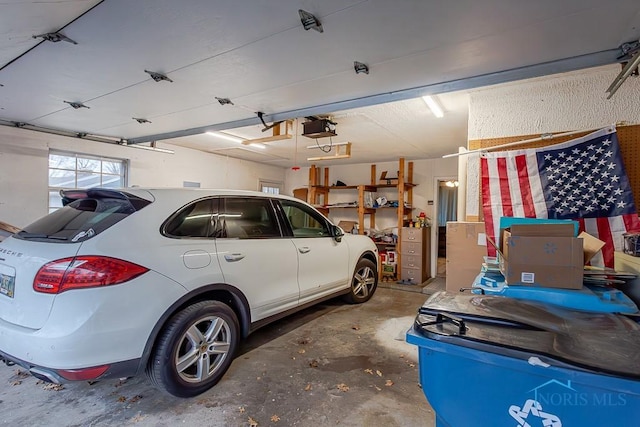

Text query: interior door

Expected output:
[215,197,299,321]
[280,200,350,304]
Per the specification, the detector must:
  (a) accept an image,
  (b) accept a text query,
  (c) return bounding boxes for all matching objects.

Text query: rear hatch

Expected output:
[0,188,152,329]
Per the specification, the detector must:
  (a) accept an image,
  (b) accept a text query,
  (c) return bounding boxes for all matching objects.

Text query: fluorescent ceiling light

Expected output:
[249,143,266,149]
[126,143,174,154]
[206,131,244,143]
[422,96,444,118]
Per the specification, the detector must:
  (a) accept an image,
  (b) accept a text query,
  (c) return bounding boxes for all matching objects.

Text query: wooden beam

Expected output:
[306,142,352,161]
[241,120,293,145]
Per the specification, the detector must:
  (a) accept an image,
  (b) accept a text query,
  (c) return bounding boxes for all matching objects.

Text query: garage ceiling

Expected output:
[1,1,639,167]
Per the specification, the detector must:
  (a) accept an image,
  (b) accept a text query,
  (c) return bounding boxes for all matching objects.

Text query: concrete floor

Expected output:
[0,288,435,426]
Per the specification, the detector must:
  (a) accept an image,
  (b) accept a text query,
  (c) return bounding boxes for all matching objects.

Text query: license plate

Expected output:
[0,272,15,298]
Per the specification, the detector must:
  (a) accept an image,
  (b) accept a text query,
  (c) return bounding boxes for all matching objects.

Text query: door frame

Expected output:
[431,176,458,277]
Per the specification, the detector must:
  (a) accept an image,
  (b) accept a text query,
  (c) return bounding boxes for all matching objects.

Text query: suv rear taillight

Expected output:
[33,256,149,294]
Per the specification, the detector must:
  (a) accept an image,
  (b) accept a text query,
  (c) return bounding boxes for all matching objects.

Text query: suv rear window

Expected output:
[15,190,151,243]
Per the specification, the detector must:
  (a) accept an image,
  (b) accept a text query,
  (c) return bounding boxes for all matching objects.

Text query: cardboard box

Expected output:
[446,222,487,292]
[338,221,357,233]
[379,171,399,185]
[500,224,583,289]
[579,231,606,264]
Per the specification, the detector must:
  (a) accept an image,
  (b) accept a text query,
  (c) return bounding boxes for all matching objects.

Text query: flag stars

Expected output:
[587,144,596,151]
[604,183,613,191]
[595,147,605,154]
[611,175,620,182]
[572,148,581,155]
[605,151,613,158]
[608,196,616,204]
[552,158,560,165]
[608,163,616,170]
[544,154,553,161]
[618,201,627,208]
[558,152,566,158]
[614,188,623,196]
[602,139,612,146]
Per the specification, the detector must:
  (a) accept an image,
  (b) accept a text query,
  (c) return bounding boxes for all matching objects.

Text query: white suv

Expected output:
[0,188,378,397]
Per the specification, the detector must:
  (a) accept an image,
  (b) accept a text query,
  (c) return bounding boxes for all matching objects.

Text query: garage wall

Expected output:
[0,126,285,227]
[465,64,640,218]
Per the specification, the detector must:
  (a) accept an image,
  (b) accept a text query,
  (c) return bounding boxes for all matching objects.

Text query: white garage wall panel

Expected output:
[0,126,285,227]
[466,64,640,218]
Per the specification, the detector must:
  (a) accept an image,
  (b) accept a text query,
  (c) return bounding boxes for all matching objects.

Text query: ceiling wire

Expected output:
[316,136,333,153]
[0,0,105,73]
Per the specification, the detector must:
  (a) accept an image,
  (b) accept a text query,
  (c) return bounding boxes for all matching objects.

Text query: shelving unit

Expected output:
[307,158,416,276]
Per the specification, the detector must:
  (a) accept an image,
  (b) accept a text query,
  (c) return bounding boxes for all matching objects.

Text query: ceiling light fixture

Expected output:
[144,70,173,83]
[206,131,244,143]
[354,61,369,75]
[445,180,459,187]
[64,101,89,109]
[249,143,266,149]
[33,32,77,45]
[298,9,323,33]
[126,142,174,154]
[422,95,444,118]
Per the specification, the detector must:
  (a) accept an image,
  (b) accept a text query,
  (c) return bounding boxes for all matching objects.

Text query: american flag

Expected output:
[481,126,640,267]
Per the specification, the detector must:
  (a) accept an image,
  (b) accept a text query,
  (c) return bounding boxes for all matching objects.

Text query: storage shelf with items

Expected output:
[307,158,417,281]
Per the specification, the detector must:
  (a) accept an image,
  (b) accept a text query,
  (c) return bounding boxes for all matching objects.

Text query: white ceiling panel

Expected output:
[1,0,639,166]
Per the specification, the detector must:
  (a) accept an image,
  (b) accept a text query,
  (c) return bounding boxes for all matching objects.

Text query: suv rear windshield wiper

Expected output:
[17,232,68,241]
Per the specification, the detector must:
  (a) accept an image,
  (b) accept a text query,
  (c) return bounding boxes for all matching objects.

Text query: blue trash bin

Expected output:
[406,291,640,427]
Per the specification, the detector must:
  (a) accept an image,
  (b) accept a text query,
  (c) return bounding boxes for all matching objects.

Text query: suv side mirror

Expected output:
[331,225,344,242]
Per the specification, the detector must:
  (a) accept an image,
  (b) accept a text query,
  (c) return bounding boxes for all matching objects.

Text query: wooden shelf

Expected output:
[308,159,416,280]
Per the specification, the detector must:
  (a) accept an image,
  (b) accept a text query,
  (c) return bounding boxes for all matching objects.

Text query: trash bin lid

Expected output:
[415,291,640,379]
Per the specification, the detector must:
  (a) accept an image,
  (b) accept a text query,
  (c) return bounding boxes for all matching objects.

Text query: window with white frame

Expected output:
[48,151,128,212]
[259,180,282,195]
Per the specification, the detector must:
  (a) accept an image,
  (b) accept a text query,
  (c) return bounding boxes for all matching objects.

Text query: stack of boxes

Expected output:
[446,219,605,291]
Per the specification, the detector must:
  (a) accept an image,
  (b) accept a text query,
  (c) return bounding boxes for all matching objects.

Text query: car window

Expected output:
[281,200,330,238]
[15,192,149,243]
[164,198,218,238]
[222,198,280,239]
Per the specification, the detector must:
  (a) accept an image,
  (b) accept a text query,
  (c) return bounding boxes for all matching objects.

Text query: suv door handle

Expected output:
[298,247,311,254]
[224,253,245,262]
